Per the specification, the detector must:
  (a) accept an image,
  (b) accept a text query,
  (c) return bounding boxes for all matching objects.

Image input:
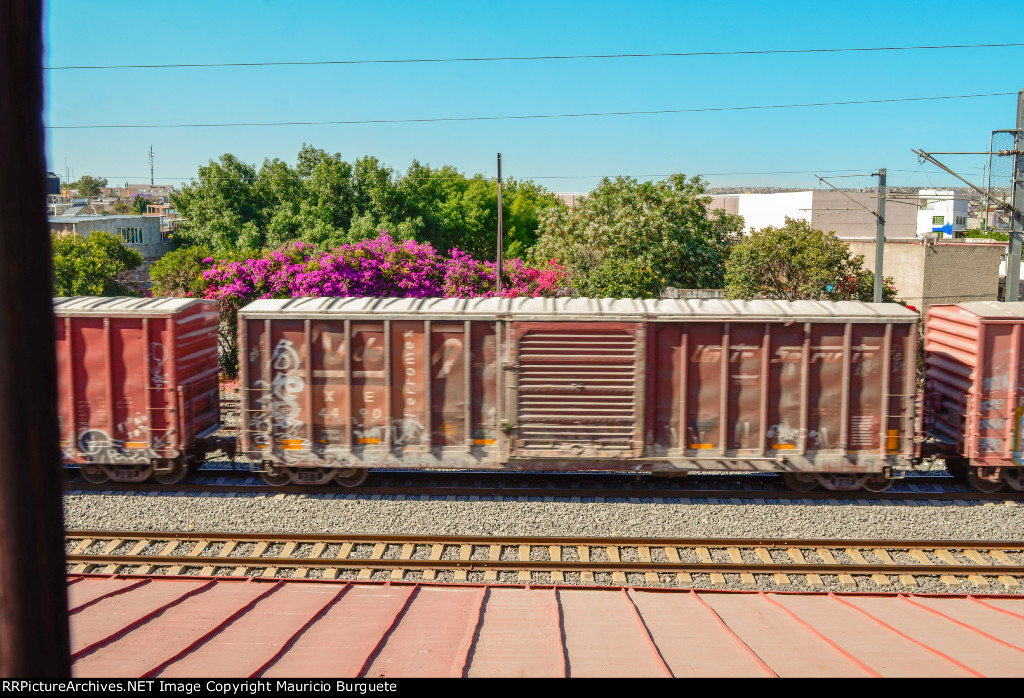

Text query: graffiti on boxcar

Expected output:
[982,349,1012,393]
[270,339,306,450]
[766,423,827,450]
[150,342,167,388]
[979,437,1005,453]
[117,412,149,440]
[75,428,154,464]
[392,415,426,445]
[981,399,1006,413]
[432,337,462,378]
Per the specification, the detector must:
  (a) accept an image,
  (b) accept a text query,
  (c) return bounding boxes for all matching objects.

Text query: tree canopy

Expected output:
[69,175,107,197]
[51,231,142,296]
[170,146,563,259]
[529,174,742,298]
[723,218,896,302]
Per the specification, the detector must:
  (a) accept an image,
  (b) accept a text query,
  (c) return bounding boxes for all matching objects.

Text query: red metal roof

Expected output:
[68,575,1024,678]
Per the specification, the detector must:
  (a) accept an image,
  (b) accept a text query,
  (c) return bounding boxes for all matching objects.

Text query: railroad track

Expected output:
[65,469,1024,502]
[66,530,1024,590]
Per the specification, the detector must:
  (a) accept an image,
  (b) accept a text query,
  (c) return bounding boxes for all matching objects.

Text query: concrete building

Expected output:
[846,239,1005,310]
[708,190,919,239]
[48,214,171,263]
[916,190,968,237]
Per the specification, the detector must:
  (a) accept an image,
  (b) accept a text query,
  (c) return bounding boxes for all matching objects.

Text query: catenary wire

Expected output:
[44,42,1024,70]
[44,92,1018,130]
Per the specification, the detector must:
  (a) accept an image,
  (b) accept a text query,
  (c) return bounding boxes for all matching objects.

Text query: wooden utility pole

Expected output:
[496,153,503,295]
[0,0,72,677]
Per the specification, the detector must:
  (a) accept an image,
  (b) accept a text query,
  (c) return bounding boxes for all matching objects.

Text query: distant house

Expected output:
[916,190,968,238]
[100,183,176,204]
[48,214,171,264]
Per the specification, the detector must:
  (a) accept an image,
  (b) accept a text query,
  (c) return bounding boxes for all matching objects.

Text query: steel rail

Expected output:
[64,530,1024,549]
[62,554,1024,577]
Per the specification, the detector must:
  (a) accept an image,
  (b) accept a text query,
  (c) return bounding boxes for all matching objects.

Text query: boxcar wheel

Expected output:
[334,468,369,487]
[79,463,109,484]
[152,458,189,485]
[966,467,1004,493]
[861,474,893,492]
[944,457,968,480]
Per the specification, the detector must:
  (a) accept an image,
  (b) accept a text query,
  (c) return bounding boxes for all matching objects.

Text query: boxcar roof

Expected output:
[934,301,1024,320]
[53,296,213,315]
[238,297,919,323]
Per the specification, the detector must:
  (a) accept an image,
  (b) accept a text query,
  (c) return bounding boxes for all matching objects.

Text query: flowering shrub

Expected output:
[195,232,566,375]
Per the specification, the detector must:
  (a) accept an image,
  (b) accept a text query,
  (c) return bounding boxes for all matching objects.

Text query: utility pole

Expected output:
[496,153,503,295]
[1009,90,1024,303]
[149,144,154,186]
[873,168,886,303]
[816,171,887,302]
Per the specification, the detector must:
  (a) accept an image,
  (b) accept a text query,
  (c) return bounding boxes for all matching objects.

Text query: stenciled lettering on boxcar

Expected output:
[391,322,427,448]
[311,322,347,449]
[351,324,387,445]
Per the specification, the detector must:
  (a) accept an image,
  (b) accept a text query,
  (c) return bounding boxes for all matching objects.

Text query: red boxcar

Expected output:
[239,297,918,490]
[54,297,220,483]
[924,301,1024,491]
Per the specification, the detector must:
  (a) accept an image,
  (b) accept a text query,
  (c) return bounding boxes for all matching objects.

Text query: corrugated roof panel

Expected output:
[238,297,917,323]
[68,577,1024,678]
[951,301,1024,320]
[53,296,209,315]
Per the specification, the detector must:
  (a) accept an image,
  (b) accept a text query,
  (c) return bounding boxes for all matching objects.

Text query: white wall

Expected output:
[729,192,815,232]
[916,190,968,236]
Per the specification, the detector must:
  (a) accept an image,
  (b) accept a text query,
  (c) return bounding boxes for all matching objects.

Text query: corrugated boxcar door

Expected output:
[511,322,640,458]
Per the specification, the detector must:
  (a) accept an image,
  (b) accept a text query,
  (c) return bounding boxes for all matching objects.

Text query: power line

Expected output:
[44,91,1017,130]
[44,42,1024,71]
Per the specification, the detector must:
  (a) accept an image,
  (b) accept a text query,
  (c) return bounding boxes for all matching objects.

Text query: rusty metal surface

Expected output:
[924,303,1024,469]
[67,576,1024,678]
[53,298,219,470]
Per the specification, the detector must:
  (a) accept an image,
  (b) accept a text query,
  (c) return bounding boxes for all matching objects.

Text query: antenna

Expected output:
[148,145,154,186]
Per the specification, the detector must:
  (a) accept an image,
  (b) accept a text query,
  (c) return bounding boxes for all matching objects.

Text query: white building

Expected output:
[707,191,918,239]
[915,190,968,237]
[708,189,969,239]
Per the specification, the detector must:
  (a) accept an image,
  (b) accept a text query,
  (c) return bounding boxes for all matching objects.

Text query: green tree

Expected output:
[51,231,143,296]
[723,218,897,301]
[131,192,152,214]
[397,161,562,260]
[150,245,221,298]
[171,153,267,252]
[530,175,739,298]
[69,175,108,197]
[170,148,563,258]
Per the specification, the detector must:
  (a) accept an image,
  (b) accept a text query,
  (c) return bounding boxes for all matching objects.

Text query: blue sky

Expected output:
[44,0,1024,193]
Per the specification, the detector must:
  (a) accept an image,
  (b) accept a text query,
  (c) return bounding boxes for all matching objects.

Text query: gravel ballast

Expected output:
[63,489,1024,593]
